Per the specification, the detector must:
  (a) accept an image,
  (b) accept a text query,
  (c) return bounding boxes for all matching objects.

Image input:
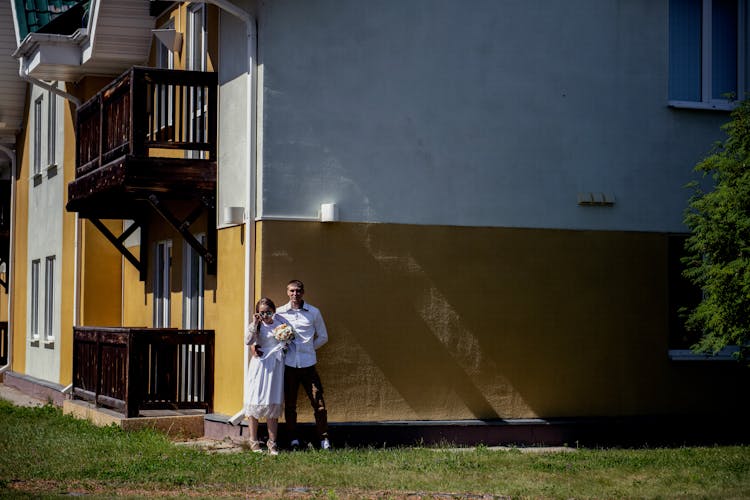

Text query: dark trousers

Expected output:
[284,365,328,441]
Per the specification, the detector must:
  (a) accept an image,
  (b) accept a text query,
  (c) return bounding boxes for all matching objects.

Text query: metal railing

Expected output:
[72,326,214,418]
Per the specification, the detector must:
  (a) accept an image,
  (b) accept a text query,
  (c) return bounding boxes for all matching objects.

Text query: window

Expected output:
[30,259,40,339]
[47,87,56,167]
[667,235,738,360]
[154,240,172,328]
[669,0,746,109]
[187,4,208,159]
[182,236,205,329]
[182,237,206,403]
[44,256,54,340]
[154,19,175,137]
[33,96,43,175]
[187,4,207,72]
[667,236,702,350]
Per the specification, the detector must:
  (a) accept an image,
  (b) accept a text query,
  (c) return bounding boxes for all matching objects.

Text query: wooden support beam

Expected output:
[147,194,216,268]
[89,218,146,280]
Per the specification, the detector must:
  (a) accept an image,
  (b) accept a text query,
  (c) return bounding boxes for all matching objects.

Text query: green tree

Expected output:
[683,100,750,362]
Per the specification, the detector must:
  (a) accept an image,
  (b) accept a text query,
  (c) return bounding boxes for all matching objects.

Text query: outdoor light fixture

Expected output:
[320,203,339,222]
[222,206,245,225]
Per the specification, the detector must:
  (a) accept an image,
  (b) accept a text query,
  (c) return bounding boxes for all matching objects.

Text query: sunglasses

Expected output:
[259,311,274,317]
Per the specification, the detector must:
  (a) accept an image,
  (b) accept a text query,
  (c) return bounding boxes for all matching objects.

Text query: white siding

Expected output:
[25,84,63,382]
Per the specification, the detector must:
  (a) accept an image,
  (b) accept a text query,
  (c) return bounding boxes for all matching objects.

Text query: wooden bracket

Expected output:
[147,194,217,274]
[89,218,147,281]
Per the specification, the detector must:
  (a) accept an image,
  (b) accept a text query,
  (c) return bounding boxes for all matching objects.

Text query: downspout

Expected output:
[18,63,82,332]
[200,0,257,424]
[0,145,16,374]
[18,67,82,108]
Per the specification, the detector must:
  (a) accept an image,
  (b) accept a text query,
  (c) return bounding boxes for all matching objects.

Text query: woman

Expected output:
[244,297,291,455]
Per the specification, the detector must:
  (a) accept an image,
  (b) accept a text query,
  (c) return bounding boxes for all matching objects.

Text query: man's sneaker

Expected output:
[320,438,331,450]
[289,439,300,451]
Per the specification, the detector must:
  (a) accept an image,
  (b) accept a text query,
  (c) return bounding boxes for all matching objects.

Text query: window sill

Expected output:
[668,100,736,112]
[43,340,55,349]
[29,339,40,347]
[668,346,739,361]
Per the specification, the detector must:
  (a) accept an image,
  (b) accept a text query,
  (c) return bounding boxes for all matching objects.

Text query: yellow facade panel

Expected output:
[255,221,750,422]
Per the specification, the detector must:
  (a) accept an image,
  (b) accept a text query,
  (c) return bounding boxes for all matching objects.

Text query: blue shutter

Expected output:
[669,0,703,101]
[712,0,739,99]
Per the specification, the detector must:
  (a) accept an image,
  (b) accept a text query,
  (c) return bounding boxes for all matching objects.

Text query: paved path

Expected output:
[0,381,45,408]
[0,380,576,456]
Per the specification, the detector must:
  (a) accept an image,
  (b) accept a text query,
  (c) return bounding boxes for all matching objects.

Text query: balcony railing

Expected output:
[75,66,217,178]
[72,327,215,418]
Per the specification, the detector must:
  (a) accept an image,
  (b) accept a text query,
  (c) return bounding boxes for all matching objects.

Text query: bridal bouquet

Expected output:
[272,323,295,344]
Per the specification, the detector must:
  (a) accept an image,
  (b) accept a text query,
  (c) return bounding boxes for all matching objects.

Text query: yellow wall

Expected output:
[79,220,123,328]
[211,225,246,414]
[58,92,78,384]
[256,221,750,421]
[10,117,29,375]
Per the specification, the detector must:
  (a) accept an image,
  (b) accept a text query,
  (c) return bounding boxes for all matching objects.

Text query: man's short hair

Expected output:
[287,279,304,290]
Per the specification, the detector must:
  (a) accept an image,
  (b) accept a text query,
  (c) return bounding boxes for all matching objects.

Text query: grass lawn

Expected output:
[1,400,749,498]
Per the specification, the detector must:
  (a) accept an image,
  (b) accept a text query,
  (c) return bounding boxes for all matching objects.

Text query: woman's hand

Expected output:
[252,313,263,325]
[250,344,263,357]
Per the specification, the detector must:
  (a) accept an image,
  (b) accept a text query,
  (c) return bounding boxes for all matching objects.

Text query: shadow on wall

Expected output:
[261,221,750,422]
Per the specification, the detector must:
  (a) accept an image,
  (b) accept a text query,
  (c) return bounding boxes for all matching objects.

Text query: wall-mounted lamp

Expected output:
[152,28,183,53]
[223,206,245,225]
[320,203,339,222]
[577,192,615,207]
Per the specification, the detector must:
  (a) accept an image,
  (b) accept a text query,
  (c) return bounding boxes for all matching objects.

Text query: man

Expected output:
[276,279,331,450]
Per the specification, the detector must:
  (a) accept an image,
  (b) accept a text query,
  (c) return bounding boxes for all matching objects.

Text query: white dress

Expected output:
[243,317,289,419]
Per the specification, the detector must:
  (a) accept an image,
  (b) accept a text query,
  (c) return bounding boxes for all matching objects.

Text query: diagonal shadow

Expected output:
[262,222,500,420]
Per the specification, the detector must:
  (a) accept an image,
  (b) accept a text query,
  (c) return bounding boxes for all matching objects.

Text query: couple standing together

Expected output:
[243,280,330,455]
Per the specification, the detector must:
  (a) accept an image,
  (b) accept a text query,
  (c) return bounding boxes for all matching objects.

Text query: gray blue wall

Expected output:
[258,0,730,232]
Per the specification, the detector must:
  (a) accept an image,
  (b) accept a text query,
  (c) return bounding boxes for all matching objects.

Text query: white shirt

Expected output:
[276,301,328,368]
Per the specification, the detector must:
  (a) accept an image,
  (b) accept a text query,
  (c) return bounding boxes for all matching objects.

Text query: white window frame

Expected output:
[182,235,205,330]
[30,259,40,339]
[153,240,172,328]
[187,4,208,159]
[669,0,747,111]
[47,87,57,169]
[187,4,207,72]
[44,256,55,340]
[33,96,43,176]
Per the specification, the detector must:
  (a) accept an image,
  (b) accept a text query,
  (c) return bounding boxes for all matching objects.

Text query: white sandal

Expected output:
[248,439,263,453]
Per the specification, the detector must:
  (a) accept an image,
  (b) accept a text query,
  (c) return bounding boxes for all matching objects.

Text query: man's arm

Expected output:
[313,310,328,350]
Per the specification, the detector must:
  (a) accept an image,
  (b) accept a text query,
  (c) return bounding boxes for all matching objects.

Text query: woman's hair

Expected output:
[255,297,276,312]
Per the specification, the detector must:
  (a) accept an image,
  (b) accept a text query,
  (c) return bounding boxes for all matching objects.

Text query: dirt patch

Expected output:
[4,479,507,499]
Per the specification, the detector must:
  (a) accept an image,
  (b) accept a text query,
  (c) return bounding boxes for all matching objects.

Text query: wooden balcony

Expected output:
[72,327,215,418]
[67,67,217,219]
